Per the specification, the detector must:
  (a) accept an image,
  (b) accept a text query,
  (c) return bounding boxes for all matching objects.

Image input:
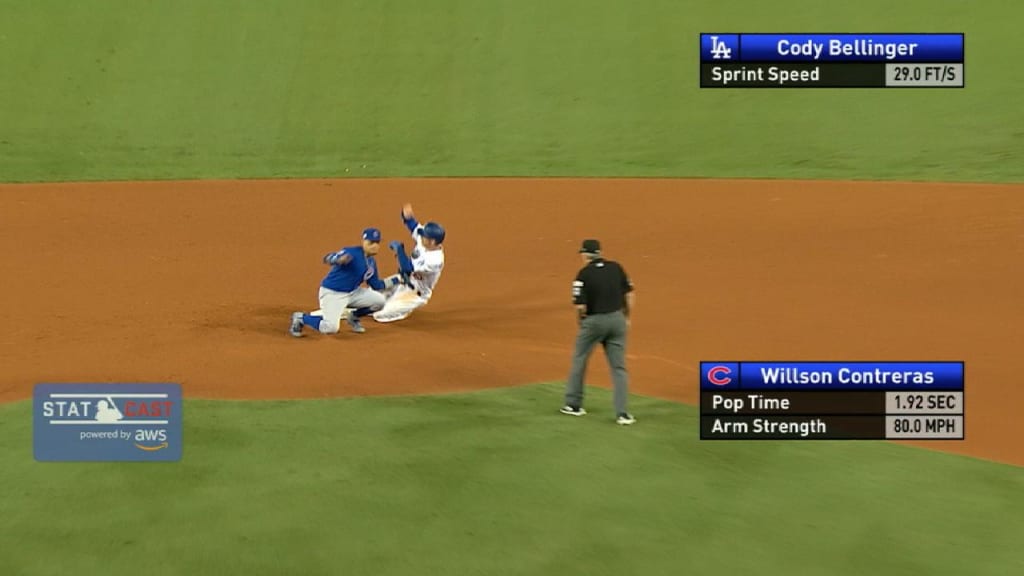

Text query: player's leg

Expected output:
[344,288,387,333]
[371,286,426,323]
[562,317,603,414]
[600,312,633,423]
[307,287,391,329]
[306,287,351,334]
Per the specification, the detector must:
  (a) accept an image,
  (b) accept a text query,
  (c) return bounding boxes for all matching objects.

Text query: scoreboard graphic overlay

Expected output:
[700,33,964,88]
[700,362,965,440]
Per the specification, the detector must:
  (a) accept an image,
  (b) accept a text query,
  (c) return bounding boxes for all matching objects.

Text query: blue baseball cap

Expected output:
[362,227,382,242]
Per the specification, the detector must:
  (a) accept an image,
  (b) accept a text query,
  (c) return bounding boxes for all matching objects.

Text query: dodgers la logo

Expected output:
[709,35,732,59]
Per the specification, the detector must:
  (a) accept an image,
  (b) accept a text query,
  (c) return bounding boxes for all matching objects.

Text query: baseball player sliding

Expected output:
[372,203,446,323]
[290,227,408,337]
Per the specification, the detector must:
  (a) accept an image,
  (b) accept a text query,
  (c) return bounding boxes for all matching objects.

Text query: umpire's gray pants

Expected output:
[564,311,630,414]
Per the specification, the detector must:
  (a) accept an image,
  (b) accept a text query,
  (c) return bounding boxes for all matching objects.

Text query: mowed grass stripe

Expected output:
[2,384,1022,575]
[0,1,1021,182]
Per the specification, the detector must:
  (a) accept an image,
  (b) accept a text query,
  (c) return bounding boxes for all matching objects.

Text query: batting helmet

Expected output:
[421,222,446,243]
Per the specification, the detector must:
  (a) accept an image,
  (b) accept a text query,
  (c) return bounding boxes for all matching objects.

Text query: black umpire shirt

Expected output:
[572,258,634,316]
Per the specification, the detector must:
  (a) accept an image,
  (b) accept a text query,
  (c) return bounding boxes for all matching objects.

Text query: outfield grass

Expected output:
[0,0,1021,182]
[2,384,1022,576]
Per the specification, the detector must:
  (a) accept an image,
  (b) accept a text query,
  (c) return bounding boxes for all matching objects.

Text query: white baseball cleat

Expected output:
[345,312,366,333]
[289,312,304,337]
[372,312,411,323]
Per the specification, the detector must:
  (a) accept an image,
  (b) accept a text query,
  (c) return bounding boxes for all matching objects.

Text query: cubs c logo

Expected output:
[707,365,733,386]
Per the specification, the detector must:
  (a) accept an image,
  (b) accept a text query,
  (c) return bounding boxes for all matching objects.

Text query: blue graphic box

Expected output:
[700,33,964,62]
[700,362,963,390]
[34,383,183,462]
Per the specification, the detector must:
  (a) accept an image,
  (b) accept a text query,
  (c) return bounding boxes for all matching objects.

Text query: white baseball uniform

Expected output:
[372,223,444,323]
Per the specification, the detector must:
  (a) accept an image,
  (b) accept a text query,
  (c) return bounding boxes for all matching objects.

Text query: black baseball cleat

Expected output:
[560,405,587,416]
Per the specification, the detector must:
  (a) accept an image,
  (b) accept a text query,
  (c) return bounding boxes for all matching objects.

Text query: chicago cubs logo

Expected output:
[707,365,733,386]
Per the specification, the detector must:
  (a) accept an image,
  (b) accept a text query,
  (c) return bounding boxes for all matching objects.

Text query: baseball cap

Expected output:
[579,239,601,254]
[362,227,382,242]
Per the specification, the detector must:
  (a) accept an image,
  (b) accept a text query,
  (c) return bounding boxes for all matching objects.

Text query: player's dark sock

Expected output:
[302,314,323,330]
[353,307,374,318]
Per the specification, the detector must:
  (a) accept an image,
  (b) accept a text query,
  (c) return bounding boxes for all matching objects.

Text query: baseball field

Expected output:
[1,1,1022,574]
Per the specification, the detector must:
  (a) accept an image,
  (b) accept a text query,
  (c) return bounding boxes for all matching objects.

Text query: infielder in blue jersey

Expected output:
[289,227,405,337]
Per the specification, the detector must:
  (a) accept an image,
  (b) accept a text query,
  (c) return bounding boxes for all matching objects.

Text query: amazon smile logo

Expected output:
[134,442,169,452]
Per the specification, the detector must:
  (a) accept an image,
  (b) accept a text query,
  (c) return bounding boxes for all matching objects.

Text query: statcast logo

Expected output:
[42,395,174,452]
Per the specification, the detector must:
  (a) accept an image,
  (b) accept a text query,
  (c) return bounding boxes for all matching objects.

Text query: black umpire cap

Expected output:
[579,239,601,254]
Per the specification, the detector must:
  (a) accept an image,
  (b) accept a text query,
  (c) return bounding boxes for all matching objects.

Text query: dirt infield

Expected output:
[1,178,1020,465]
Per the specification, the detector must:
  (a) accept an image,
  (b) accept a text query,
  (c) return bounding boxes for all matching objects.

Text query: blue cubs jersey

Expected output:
[321,245,385,293]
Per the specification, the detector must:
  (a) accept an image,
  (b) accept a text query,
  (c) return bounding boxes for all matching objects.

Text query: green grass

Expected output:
[0,0,1021,183]
[2,384,1022,576]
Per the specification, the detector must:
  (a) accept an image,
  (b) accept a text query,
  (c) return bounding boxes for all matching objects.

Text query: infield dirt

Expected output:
[1,178,1020,465]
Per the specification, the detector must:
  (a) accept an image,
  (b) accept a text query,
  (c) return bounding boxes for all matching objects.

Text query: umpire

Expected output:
[561,239,636,425]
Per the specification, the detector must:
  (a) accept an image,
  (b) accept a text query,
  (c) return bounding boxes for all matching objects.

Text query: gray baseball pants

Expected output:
[564,311,630,414]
